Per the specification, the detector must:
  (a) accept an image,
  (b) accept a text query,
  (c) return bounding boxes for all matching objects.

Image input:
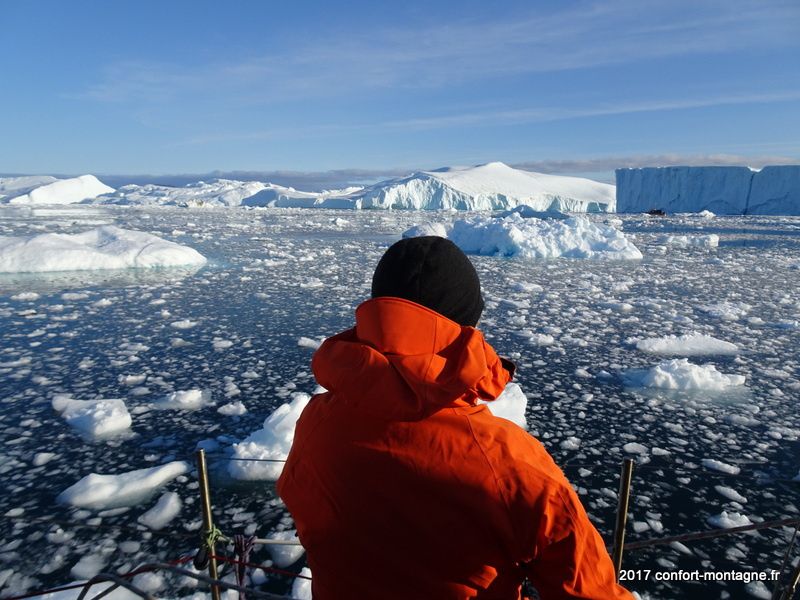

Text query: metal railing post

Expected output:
[611,458,635,580]
[196,449,222,600]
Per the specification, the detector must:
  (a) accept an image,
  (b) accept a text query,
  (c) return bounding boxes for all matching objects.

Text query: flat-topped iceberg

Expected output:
[358,162,615,211]
[404,211,642,259]
[624,358,746,390]
[4,175,114,205]
[635,333,739,356]
[0,225,207,273]
[97,179,267,207]
[616,165,800,215]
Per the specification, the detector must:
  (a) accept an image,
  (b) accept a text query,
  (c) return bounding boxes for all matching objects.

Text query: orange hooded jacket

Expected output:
[277,297,634,600]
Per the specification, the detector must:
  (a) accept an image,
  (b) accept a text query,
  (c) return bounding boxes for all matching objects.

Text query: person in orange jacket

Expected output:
[277,236,634,600]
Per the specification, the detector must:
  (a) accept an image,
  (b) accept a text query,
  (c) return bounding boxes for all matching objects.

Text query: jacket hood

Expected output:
[312,297,513,420]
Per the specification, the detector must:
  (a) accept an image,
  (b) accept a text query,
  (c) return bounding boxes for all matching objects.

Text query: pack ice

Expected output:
[405,211,642,259]
[58,462,188,510]
[0,226,206,273]
[52,394,132,440]
[2,175,114,205]
[616,165,800,215]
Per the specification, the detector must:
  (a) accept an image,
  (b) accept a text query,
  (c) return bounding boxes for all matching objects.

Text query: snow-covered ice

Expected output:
[0,226,206,273]
[265,529,305,568]
[405,212,642,259]
[228,393,311,480]
[97,179,267,207]
[707,510,753,529]
[3,175,114,205]
[153,389,213,410]
[634,333,739,356]
[57,461,188,509]
[481,382,528,429]
[137,491,182,530]
[624,359,746,390]
[52,394,132,439]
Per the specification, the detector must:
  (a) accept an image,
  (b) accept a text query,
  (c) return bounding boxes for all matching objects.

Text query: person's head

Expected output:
[371,236,484,327]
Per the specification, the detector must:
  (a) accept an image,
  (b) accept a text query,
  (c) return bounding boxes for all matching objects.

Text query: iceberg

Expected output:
[624,358,746,390]
[0,225,207,273]
[97,179,267,207]
[52,394,132,440]
[5,175,114,205]
[358,162,615,211]
[616,165,800,215]
[404,212,642,260]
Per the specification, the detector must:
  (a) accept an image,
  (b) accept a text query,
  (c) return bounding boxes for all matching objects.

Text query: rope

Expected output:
[624,517,800,551]
[212,554,313,581]
[2,555,194,600]
[233,534,257,600]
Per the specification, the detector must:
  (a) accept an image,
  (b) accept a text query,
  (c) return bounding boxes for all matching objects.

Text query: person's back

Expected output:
[277,237,634,599]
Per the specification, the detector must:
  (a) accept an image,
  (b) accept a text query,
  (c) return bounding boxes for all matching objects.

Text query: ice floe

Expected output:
[405,212,642,260]
[228,393,310,480]
[634,333,739,356]
[624,359,746,390]
[480,382,528,429]
[0,226,206,273]
[52,394,132,440]
[137,491,182,530]
[153,389,213,411]
[58,461,188,509]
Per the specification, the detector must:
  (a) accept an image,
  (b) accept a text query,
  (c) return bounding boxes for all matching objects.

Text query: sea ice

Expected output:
[480,383,528,429]
[153,389,213,411]
[52,394,132,439]
[702,459,742,475]
[624,359,746,390]
[291,567,312,600]
[0,226,206,273]
[707,511,752,529]
[228,393,310,480]
[58,461,188,510]
[265,529,305,568]
[406,213,642,260]
[137,492,182,530]
[5,175,113,205]
[635,333,739,356]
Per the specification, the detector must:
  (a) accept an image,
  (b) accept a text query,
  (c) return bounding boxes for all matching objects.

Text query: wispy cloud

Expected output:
[78,0,800,105]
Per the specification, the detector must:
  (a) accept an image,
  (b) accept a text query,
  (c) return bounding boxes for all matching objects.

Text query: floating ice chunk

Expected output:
[33,452,57,466]
[58,461,188,509]
[70,553,108,580]
[707,510,752,529]
[408,213,642,260]
[217,401,247,416]
[623,442,648,455]
[715,485,747,503]
[7,175,114,205]
[138,492,182,530]
[170,319,198,329]
[265,529,305,568]
[52,394,132,440]
[402,222,450,238]
[698,302,751,321]
[154,389,213,411]
[0,226,206,273]
[10,292,40,301]
[228,393,311,481]
[624,359,746,390]
[297,336,324,350]
[702,459,741,475]
[660,234,719,248]
[560,437,581,450]
[291,567,312,600]
[481,383,528,429]
[697,210,716,219]
[635,333,739,356]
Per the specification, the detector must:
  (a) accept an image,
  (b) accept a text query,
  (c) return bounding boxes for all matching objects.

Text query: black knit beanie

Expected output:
[371,236,484,327]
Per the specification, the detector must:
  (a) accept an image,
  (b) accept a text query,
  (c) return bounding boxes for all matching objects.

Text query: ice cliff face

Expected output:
[616,166,800,215]
[358,162,615,212]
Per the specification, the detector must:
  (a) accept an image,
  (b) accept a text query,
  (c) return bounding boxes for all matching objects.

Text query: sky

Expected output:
[1,0,799,185]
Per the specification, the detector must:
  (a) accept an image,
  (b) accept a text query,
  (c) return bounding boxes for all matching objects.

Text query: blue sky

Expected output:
[1,0,799,184]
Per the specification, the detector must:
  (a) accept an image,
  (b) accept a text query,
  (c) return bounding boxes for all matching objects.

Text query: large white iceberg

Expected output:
[58,461,189,510]
[405,212,642,260]
[358,162,615,211]
[5,175,114,205]
[616,165,800,215]
[0,175,59,201]
[0,225,207,273]
[242,184,363,208]
[97,179,267,207]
